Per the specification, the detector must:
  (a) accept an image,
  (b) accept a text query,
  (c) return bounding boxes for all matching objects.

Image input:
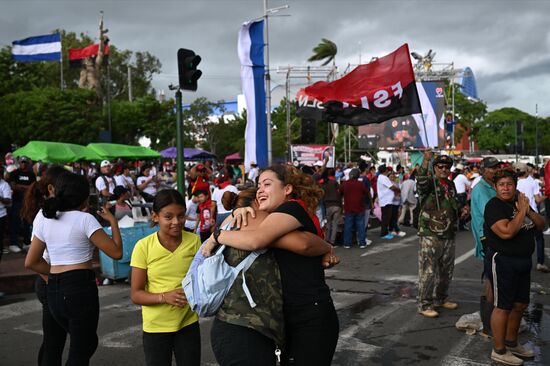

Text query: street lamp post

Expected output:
[263,1,289,166]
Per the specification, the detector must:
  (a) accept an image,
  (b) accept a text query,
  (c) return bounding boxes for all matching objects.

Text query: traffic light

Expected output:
[178,48,202,91]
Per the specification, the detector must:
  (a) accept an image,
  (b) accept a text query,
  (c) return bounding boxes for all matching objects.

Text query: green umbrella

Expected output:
[13,141,102,163]
[86,143,160,160]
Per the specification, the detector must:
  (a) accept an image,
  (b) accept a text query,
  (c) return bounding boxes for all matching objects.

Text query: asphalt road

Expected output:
[2,227,550,365]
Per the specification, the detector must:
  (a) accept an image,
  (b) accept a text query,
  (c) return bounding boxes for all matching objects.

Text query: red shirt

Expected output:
[198,199,214,233]
[339,179,369,214]
[192,176,210,197]
[545,161,550,198]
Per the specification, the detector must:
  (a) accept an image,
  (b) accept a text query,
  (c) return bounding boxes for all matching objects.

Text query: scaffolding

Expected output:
[276,65,336,161]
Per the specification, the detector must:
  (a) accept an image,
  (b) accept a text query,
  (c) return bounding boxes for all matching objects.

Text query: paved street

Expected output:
[2,228,550,365]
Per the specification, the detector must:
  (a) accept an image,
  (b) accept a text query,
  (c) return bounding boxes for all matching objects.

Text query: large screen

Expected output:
[358,82,446,149]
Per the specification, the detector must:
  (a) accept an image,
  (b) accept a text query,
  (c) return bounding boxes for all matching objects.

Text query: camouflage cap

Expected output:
[433,155,453,166]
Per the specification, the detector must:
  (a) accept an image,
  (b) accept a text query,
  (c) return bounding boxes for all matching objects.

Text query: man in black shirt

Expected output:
[8,156,36,252]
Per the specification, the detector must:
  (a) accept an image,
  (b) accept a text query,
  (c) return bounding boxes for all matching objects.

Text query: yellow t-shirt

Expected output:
[130,230,201,333]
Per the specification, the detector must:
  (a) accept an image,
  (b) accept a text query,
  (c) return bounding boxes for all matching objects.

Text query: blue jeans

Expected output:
[343,212,366,247]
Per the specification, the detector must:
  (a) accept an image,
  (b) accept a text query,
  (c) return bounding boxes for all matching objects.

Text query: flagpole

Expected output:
[59,33,64,90]
[419,112,441,210]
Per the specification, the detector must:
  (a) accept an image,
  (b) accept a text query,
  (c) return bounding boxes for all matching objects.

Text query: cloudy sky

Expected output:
[2,0,549,116]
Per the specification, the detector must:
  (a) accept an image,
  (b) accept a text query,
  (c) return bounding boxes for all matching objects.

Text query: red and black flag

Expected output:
[296,44,421,126]
[68,44,109,68]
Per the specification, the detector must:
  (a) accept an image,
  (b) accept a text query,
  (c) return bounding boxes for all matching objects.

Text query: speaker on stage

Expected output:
[301,118,316,144]
[358,134,379,149]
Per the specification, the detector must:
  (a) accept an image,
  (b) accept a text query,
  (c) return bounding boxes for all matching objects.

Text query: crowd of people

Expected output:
[1,149,550,365]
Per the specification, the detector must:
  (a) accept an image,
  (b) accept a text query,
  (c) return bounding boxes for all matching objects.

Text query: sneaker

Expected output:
[507,343,534,358]
[343,245,351,249]
[390,231,398,236]
[381,234,394,240]
[102,278,112,286]
[536,263,550,273]
[491,349,523,365]
[2,248,8,254]
[543,228,550,236]
[396,231,406,237]
[419,309,439,318]
[366,239,373,246]
[436,301,458,310]
[8,245,22,253]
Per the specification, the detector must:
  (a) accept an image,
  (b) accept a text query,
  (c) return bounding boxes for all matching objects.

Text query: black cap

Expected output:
[433,155,453,166]
[481,157,500,169]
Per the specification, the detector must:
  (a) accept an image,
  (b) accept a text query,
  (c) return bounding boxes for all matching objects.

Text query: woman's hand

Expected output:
[164,288,188,307]
[321,247,340,269]
[201,236,217,257]
[516,193,530,215]
[97,205,116,223]
[232,207,256,228]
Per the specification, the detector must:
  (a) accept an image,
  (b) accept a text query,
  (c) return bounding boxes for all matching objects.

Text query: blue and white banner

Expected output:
[12,33,62,62]
[238,20,267,172]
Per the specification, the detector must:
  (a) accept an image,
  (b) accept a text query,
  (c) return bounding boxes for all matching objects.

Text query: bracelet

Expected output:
[213,227,222,245]
[160,292,166,304]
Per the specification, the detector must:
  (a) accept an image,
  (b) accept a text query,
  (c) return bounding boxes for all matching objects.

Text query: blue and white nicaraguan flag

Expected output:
[12,33,62,62]
[238,20,267,171]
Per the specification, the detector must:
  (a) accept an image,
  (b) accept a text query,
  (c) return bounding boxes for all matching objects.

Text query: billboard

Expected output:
[358,81,446,149]
[291,145,335,168]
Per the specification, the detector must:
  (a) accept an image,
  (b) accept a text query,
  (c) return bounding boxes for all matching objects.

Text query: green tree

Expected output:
[0,87,102,147]
[451,85,487,143]
[475,107,536,154]
[0,30,162,100]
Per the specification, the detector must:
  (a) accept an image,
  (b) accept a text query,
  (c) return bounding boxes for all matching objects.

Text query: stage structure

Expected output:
[276,65,336,161]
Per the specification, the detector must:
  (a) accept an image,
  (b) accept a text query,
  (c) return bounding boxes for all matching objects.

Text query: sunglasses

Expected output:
[435,164,451,170]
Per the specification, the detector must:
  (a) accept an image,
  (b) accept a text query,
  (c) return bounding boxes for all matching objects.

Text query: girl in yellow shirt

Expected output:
[130,189,201,366]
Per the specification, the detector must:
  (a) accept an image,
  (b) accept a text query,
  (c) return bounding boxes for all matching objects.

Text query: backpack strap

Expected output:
[234,248,267,308]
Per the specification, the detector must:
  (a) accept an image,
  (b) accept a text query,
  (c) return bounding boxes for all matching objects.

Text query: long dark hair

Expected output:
[42,172,90,219]
[21,165,67,223]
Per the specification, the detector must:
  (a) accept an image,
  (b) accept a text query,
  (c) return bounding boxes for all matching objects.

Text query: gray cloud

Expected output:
[1,0,550,115]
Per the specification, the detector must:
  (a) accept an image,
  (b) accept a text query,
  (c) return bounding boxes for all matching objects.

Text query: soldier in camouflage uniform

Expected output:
[416,150,459,318]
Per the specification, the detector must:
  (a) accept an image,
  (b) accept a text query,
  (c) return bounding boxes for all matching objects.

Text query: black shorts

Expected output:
[486,249,531,310]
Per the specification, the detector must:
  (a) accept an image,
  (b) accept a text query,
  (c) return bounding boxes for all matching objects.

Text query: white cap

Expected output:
[100,160,111,168]
[456,163,464,170]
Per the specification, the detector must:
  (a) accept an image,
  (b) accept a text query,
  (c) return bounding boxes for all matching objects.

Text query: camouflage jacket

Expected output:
[417,166,459,239]
[216,246,285,347]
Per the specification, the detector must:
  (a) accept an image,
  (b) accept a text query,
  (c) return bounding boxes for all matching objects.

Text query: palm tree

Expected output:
[307,38,337,66]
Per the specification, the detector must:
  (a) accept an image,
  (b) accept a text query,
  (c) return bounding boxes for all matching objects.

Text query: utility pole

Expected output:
[263,0,272,166]
[535,104,539,164]
[263,1,289,166]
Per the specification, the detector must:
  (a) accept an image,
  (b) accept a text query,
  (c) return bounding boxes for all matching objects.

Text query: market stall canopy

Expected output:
[160,147,216,160]
[87,143,160,160]
[224,152,242,162]
[13,141,102,163]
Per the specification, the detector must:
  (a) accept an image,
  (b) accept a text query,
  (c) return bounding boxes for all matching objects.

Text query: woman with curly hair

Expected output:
[202,165,339,366]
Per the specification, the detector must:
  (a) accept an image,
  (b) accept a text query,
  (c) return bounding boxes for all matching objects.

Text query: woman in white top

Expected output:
[25,172,122,366]
[137,165,159,202]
